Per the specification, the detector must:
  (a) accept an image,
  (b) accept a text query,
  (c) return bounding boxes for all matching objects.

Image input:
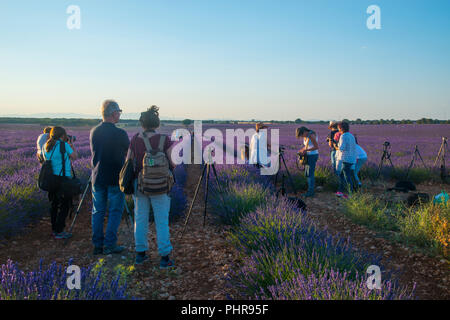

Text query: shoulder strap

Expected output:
[141,132,153,153]
[157,135,166,152]
[59,141,66,177]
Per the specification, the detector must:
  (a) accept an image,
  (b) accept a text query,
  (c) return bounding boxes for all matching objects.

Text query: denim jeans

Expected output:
[330,150,337,174]
[305,154,319,196]
[337,161,355,193]
[91,184,125,249]
[133,180,172,257]
[353,158,367,186]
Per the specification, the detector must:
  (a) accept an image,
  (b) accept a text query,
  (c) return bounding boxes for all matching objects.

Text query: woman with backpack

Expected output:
[44,126,78,239]
[296,126,319,197]
[127,106,176,267]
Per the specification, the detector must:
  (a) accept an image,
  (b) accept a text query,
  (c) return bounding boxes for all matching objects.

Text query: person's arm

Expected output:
[67,142,78,160]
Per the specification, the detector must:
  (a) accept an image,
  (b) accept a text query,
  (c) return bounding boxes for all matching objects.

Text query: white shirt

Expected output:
[303,132,319,155]
[356,144,367,160]
[36,133,49,156]
[336,132,356,164]
[249,131,269,166]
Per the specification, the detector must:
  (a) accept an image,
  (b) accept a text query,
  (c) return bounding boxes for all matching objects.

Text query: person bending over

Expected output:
[353,138,368,189]
[296,126,319,197]
[37,127,52,164]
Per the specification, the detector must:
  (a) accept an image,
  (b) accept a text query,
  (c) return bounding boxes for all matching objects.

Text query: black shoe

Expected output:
[93,247,103,255]
[104,245,125,255]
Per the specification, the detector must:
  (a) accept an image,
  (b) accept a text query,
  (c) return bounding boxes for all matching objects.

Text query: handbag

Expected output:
[119,140,136,195]
[37,146,58,192]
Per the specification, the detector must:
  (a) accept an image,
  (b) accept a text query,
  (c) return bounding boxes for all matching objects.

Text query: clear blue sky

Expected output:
[0,0,449,120]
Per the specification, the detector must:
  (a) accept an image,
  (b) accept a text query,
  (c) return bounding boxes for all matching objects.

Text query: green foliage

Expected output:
[398,202,449,258]
[341,192,399,231]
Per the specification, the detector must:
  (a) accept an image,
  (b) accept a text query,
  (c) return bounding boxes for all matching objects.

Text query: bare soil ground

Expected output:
[0,175,448,300]
[300,182,450,300]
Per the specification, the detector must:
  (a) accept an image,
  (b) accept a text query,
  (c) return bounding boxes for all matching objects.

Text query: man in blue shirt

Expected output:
[90,100,130,255]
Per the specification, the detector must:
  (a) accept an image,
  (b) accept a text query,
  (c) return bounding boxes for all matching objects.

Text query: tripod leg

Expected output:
[417,149,428,169]
[179,164,207,239]
[376,154,385,179]
[67,177,91,235]
[434,143,444,167]
[203,164,211,227]
[281,153,297,194]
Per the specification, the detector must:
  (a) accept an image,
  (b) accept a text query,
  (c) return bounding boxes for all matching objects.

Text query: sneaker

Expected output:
[93,247,104,255]
[104,245,125,255]
[160,255,175,269]
[135,252,149,265]
[335,192,344,197]
[54,232,72,240]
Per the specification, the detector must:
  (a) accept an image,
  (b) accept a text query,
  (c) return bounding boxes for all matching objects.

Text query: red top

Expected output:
[334,132,342,142]
[129,131,174,176]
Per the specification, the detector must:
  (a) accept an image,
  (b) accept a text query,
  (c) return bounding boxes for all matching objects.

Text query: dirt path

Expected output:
[301,186,450,300]
[0,191,238,300]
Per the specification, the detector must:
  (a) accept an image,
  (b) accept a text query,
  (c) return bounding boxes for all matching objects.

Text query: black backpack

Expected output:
[37,145,58,192]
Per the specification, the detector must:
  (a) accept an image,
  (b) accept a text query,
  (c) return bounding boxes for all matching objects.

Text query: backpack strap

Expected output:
[157,135,166,152]
[141,132,155,153]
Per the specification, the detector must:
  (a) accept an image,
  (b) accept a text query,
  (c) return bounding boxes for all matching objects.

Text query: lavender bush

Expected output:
[0,259,132,300]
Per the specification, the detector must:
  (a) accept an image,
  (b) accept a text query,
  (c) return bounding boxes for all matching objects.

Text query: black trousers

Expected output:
[48,191,72,234]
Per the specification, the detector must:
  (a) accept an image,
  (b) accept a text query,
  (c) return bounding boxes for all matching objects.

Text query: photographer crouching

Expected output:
[43,127,78,239]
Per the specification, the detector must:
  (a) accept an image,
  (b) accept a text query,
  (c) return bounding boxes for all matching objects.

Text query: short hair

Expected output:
[101,100,120,118]
[338,121,350,132]
[255,122,267,132]
[139,105,160,130]
[295,126,309,139]
[43,126,52,134]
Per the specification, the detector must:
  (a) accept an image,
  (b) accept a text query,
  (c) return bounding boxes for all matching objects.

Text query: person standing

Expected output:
[37,127,52,163]
[296,126,319,197]
[249,122,271,167]
[334,121,357,197]
[90,100,130,255]
[127,106,176,267]
[327,121,339,174]
[44,126,78,239]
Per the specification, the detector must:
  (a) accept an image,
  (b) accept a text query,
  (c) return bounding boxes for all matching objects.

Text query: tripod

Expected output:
[65,175,135,245]
[434,137,448,182]
[66,175,92,238]
[405,145,428,179]
[274,148,297,195]
[376,142,395,179]
[179,161,227,239]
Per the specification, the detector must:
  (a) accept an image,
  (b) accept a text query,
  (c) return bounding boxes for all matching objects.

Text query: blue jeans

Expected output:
[305,154,319,196]
[330,150,337,174]
[353,158,367,185]
[91,184,125,249]
[337,161,355,193]
[133,180,172,257]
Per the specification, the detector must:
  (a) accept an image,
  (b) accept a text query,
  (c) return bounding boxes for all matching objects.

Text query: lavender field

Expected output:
[1,122,448,300]
[1,122,448,240]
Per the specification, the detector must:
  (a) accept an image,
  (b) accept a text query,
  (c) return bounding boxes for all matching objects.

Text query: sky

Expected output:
[0,0,449,121]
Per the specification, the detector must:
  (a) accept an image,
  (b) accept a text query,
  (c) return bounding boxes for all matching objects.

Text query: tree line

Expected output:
[0,117,448,127]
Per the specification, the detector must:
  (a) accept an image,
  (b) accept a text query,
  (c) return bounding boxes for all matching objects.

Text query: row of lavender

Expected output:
[210,165,415,299]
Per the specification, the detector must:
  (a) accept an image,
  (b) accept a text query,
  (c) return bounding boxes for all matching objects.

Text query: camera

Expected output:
[67,135,76,143]
[383,141,390,147]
